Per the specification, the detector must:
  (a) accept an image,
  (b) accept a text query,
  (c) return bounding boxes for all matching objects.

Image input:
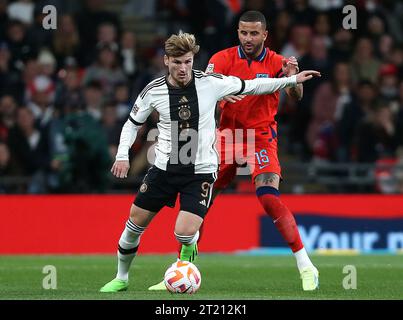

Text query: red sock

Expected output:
[257,193,303,253]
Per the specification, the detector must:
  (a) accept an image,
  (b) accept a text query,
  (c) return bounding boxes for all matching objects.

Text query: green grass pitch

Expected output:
[0,254,402,300]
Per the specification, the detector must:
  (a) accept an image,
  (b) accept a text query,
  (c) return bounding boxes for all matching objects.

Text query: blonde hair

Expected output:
[165,32,200,57]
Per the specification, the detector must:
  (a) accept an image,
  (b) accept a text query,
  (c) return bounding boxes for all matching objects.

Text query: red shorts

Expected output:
[214,127,281,190]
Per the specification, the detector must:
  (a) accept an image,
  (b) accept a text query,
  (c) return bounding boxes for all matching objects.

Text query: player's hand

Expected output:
[111,160,130,178]
[282,56,299,76]
[222,95,246,103]
[296,70,321,84]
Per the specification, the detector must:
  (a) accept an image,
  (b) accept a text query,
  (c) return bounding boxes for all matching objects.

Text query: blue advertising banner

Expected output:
[260,214,403,253]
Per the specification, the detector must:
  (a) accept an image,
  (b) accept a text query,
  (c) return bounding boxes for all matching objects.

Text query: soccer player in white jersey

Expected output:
[100,32,320,292]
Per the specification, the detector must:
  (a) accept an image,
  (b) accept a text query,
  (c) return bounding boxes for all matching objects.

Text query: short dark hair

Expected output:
[239,10,267,29]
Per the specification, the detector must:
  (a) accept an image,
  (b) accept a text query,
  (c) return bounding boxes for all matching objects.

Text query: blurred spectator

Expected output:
[7,0,34,25]
[288,0,317,26]
[52,14,81,70]
[378,64,399,103]
[26,5,54,49]
[120,30,138,79]
[122,0,156,18]
[281,24,312,59]
[390,45,403,80]
[354,103,399,163]
[61,109,111,192]
[309,0,343,12]
[366,14,386,46]
[0,141,20,193]
[37,48,57,78]
[350,37,381,84]
[289,36,332,158]
[269,10,291,52]
[0,0,10,40]
[114,82,131,120]
[336,80,377,162]
[83,80,104,121]
[82,43,126,98]
[0,95,17,141]
[75,0,121,67]
[54,66,84,115]
[378,0,403,44]
[7,107,49,192]
[6,20,37,71]
[377,34,394,62]
[328,28,354,63]
[307,62,352,161]
[313,13,332,48]
[395,81,403,147]
[0,41,23,98]
[101,102,123,160]
[27,75,55,129]
[374,149,403,195]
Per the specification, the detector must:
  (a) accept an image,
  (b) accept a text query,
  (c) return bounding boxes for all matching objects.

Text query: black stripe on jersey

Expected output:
[194,70,223,79]
[206,73,223,79]
[139,76,165,99]
[166,74,199,174]
[129,115,143,126]
[234,78,245,95]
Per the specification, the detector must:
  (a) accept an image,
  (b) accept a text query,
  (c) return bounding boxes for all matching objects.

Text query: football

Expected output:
[164,260,201,294]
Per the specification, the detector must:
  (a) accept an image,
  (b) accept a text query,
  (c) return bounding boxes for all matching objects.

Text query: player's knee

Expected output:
[174,230,200,245]
[129,205,149,228]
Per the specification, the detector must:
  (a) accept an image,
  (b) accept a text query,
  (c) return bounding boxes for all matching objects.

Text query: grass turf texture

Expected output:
[0,255,402,300]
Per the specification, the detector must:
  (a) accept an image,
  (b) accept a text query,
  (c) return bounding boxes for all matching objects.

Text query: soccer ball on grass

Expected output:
[164,260,201,294]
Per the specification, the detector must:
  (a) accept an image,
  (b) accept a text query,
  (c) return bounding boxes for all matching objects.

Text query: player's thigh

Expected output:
[134,165,177,214]
[175,210,204,236]
[179,173,216,222]
[247,134,281,187]
[129,204,158,227]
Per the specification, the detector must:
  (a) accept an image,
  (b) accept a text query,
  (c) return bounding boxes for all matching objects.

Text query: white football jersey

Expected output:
[117,70,296,174]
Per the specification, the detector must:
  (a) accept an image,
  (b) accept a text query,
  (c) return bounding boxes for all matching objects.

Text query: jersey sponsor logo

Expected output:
[256,73,269,78]
[179,96,189,104]
[206,63,214,73]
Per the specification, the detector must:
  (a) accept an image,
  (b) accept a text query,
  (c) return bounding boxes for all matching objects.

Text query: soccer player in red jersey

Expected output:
[149,11,319,291]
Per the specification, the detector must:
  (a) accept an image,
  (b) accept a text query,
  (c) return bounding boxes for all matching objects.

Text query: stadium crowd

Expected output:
[0,0,402,194]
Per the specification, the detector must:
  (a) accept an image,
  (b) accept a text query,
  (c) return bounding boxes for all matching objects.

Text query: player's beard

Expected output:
[241,42,264,59]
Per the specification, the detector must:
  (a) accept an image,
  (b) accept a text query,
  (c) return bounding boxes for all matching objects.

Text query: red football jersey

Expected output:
[206,45,285,129]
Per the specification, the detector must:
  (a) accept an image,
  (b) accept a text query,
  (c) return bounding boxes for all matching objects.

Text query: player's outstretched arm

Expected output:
[295,70,321,84]
[241,70,320,96]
